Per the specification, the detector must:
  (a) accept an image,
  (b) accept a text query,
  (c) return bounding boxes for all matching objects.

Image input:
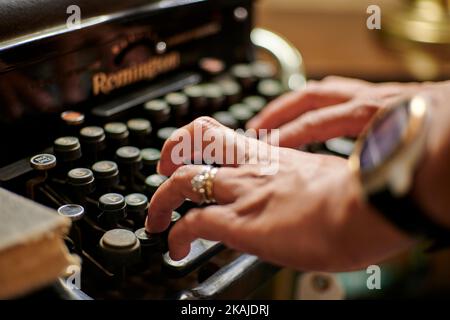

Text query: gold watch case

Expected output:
[349,95,431,198]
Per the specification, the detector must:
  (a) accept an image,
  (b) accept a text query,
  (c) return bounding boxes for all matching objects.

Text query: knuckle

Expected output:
[172,165,193,182]
[194,116,221,129]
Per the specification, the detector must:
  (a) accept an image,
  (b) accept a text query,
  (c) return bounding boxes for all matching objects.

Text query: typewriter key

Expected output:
[165,92,189,119]
[251,61,277,80]
[127,118,152,136]
[135,228,160,259]
[257,79,283,101]
[99,193,126,211]
[98,193,127,227]
[80,126,106,143]
[116,146,142,165]
[92,161,120,190]
[127,119,152,147]
[80,126,107,161]
[145,174,168,194]
[53,136,82,162]
[243,96,267,114]
[125,193,148,223]
[231,64,256,90]
[30,154,57,171]
[105,122,129,150]
[141,148,161,174]
[57,204,85,222]
[212,111,239,129]
[218,79,242,105]
[229,104,254,127]
[157,127,177,146]
[99,229,141,267]
[183,85,207,111]
[202,83,224,111]
[144,99,171,126]
[199,57,225,77]
[61,111,85,126]
[67,168,95,194]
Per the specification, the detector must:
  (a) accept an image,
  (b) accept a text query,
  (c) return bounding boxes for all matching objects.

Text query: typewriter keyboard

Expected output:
[5,61,290,299]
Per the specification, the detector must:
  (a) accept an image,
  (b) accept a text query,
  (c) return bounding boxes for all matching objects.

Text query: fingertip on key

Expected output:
[169,244,190,261]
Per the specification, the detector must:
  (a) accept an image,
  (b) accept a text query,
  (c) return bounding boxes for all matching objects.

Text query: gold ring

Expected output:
[191,165,218,204]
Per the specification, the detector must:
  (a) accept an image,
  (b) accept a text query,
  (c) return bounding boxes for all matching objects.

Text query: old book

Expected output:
[0,187,77,299]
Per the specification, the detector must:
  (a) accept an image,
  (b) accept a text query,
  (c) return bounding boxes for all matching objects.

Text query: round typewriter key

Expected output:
[80,126,106,161]
[61,111,85,126]
[231,64,256,90]
[92,161,119,190]
[30,154,57,171]
[105,122,129,140]
[141,148,161,174]
[67,168,95,195]
[141,148,161,166]
[243,96,267,114]
[104,122,129,153]
[80,126,105,142]
[257,79,284,100]
[251,61,277,80]
[127,118,152,136]
[229,104,254,126]
[68,168,94,184]
[116,146,141,164]
[144,99,171,125]
[125,193,148,210]
[99,193,126,212]
[157,127,177,145]
[98,193,127,227]
[218,79,242,105]
[184,85,207,111]
[92,160,119,177]
[127,119,152,148]
[145,174,168,194]
[100,229,141,267]
[54,136,82,162]
[57,204,85,222]
[203,83,224,111]
[212,111,239,129]
[125,193,148,218]
[199,57,225,76]
[135,228,159,247]
[165,92,189,118]
[171,211,181,223]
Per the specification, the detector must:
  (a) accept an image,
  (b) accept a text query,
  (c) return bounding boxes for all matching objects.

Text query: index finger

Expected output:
[157,116,257,177]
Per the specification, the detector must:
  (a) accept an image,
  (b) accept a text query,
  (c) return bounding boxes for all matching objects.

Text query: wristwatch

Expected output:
[349,95,450,248]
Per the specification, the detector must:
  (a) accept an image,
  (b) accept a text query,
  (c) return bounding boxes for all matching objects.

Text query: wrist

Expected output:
[412,96,450,229]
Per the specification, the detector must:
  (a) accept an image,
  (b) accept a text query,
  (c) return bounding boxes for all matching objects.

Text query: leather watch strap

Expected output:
[369,189,450,250]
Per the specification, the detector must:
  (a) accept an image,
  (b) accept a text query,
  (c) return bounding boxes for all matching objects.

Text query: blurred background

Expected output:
[252,0,450,299]
[256,0,450,81]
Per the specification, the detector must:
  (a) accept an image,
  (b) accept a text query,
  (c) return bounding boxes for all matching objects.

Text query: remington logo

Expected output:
[92,52,180,95]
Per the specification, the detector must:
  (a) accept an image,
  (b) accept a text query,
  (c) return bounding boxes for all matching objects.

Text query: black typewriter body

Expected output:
[1,0,349,300]
[0,0,293,300]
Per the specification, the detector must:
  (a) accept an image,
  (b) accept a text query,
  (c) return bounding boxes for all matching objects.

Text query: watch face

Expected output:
[360,100,410,172]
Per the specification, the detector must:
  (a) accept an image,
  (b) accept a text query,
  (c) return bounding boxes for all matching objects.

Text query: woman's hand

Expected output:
[247,76,422,148]
[145,117,414,272]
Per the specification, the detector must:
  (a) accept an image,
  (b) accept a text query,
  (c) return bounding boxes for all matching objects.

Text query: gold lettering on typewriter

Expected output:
[92,52,180,95]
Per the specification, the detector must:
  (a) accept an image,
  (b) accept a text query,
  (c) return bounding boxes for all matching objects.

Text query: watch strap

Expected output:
[369,189,450,250]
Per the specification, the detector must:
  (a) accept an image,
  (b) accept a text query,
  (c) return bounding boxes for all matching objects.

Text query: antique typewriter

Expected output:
[0,0,314,300]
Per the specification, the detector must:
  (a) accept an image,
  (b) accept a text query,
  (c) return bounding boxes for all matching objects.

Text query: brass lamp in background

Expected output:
[380,0,450,80]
